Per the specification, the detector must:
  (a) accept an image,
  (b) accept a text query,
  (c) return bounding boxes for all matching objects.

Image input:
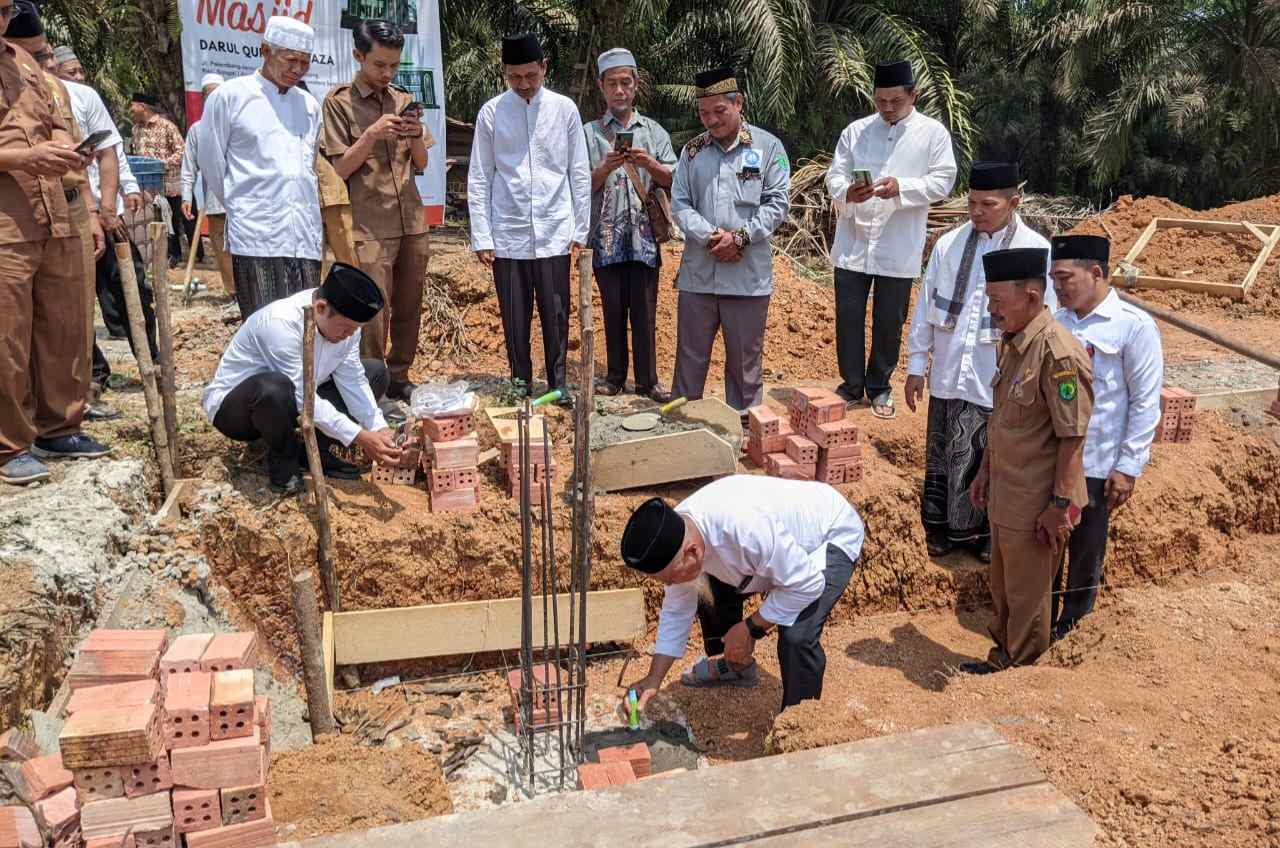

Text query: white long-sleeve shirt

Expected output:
[180,120,223,216]
[1056,290,1163,479]
[907,216,1055,408]
[198,72,322,260]
[66,81,133,215]
[654,475,865,658]
[825,109,956,279]
[202,289,387,446]
[467,87,591,258]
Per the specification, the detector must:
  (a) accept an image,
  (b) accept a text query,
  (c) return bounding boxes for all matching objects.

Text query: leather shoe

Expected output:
[641,385,672,404]
[597,381,623,397]
[958,660,1000,675]
[972,537,992,564]
[926,536,954,557]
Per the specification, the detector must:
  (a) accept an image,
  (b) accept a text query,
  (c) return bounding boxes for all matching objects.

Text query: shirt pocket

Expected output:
[735,177,762,209]
[1006,376,1040,426]
[1088,338,1121,396]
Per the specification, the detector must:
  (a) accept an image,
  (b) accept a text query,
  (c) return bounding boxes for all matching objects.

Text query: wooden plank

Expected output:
[322,612,335,705]
[1190,386,1278,411]
[1242,221,1271,243]
[483,407,545,444]
[1117,217,1159,273]
[151,477,198,526]
[275,722,1094,848]
[668,397,745,451]
[1154,217,1254,234]
[1114,274,1246,300]
[1242,227,1280,295]
[591,428,737,493]
[330,588,645,665]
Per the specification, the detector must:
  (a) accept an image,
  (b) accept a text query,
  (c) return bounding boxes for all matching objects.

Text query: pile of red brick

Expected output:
[501,437,558,504]
[420,411,480,513]
[575,743,684,790]
[745,388,862,484]
[504,664,563,734]
[0,629,276,848]
[1155,387,1197,443]
[370,419,422,487]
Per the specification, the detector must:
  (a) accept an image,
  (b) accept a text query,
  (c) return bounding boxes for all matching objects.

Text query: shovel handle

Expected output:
[531,389,562,407]
[659,397,688,415]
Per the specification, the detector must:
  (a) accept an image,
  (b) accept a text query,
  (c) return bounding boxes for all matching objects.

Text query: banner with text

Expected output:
[178,0,446,222]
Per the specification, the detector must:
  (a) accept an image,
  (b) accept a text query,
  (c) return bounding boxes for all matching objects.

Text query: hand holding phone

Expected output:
[399,101,426,118]
[76,130,113,156]
[614,131,634,153]
[852,168,872,188]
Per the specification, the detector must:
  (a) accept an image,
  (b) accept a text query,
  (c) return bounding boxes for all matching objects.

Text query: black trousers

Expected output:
[1053,476,1110,635]
[95,237,160,365]
[211,359,389,476]
[92,342,111,390]
[595,260,659,391]
[698,545,856,709]
[493,256,570,391]
[166,194,202,264]
[834,269,913,401]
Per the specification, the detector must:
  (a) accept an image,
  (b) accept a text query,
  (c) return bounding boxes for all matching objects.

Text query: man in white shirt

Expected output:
[905,162,1053,562]
[181,73,233,296]
[825,59,957,419]
[200,16,323,321]
[467,33,590,402]
[203,263,403,493]
[1050,235,1162,638]
[619,476,865,711]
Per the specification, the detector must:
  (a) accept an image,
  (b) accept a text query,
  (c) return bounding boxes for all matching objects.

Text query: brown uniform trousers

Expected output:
[321,79,434,383]
[205,213,236,296]
[986,308,1094,667]
[0,46,87,462]
[316,156,357,268]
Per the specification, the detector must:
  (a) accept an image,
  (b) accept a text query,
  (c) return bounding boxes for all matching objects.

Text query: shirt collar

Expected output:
[1008,307,1053,354]
[1075,287,1122,321]
[880,107,917,130]
[604,110,643,131]
[506,86,545,106]
[352,75,385,101]
[716,122,753,153]
[976,213,1019,242]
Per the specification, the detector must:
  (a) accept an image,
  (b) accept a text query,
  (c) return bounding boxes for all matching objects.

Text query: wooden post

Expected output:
[290,569,336,738]
[116,235,175,496]
[148,222,181,472]
[573,249,595,623]
[301,305,340,612]
[182,209,207,304]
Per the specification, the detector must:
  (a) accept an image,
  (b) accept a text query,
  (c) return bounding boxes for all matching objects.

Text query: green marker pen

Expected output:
[627,688,640,730]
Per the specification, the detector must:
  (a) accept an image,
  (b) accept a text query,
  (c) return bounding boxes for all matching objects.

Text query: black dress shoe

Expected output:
[386,380,417,402]
[972,537,992,564]
[958,660,1000,675]
[926,535,954,557]
[640,385,673,404]
[597,381,623,397]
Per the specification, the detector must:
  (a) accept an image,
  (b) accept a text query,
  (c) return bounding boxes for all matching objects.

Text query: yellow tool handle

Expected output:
[659,397,688,415]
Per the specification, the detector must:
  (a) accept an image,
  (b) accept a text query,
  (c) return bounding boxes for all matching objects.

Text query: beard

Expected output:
[692,571,715,606]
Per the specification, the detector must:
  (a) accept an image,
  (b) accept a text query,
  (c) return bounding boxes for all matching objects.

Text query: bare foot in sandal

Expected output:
[871,391,896,419]
[680,656,760,688]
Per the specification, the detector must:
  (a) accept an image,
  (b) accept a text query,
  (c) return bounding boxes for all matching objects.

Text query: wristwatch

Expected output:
[744,615,768,640]
[1050,495,1071,509]
[732,227,750,249]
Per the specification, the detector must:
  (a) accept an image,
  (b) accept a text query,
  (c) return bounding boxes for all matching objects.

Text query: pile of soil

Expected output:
[269,733,452,839]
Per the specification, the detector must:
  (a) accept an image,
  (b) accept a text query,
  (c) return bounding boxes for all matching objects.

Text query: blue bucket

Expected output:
[127,155,166,192]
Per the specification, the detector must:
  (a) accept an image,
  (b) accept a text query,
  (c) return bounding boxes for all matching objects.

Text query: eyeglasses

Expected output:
[0,5,16,20]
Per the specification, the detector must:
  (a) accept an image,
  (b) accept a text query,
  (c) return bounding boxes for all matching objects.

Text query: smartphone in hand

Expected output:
[399,101,426,118]
[76,130,113,156]
[852,168,872,188]
[614,131,634,153]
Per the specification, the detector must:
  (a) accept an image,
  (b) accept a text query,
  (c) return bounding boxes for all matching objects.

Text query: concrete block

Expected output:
[0,805,40,848]
[198,633,256,674]
[124,754,173,798]
[182,800,274,848]
[17,753,72,801]
[169,729,263,790]
[66,680,160,716]
[0,728,38,763]
[783,435,818,466]
[210,671,255,742]
[73,765,127,804]
[219,784,266,825]
[162,633,214,676]
[173,788,221,834]
[162,672,210,750]
[33,787,79,841]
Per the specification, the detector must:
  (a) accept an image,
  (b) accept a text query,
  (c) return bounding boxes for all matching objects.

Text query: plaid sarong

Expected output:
[230,256,321,322]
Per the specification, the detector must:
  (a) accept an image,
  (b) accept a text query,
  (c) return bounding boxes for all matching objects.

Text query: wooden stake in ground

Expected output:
[148,222,181,472]
[571,248,595,738]
[182,209,206,303]
[290,569,336,737]
[301,305,341,612]
[115,232,175,495]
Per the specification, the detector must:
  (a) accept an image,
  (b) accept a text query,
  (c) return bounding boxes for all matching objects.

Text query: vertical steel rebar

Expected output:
[543,425,568,784]
[518,397,534,785]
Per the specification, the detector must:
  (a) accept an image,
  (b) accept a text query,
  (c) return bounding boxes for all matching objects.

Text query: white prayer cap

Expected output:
[200,73,225,89]
[597,48,636,77]
[52,45,78,65]
[263,16,314,52]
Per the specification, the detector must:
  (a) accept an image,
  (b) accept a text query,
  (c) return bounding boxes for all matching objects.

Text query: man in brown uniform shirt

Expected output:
[0,0,110,484]
[964,247,1093,672]
[322,19,432,401]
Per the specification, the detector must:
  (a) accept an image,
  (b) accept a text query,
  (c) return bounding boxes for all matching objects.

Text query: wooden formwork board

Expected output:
[1111,217,1280,300]
[320,589,644,703]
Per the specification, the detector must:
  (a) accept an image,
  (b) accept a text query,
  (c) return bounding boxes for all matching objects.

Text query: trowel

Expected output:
[620,397,688,432]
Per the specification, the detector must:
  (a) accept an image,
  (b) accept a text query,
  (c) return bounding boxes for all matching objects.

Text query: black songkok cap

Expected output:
[130,92,160,108]
[621,497,685,574]
[1051,234,1110,264]
[501,33,543,65]
[874,59,914,88]
[694,66,738,98]
[5,0,44,38]
[318,262,384,323]
[970,161,1019,191]
[983,247,1048,284]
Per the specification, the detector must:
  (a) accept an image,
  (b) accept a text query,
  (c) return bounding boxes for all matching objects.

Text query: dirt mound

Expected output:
[268,732,452,838]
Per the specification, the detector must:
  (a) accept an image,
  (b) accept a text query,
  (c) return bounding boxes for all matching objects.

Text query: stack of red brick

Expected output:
[419,411,480,513]
[501,438,558,504]
[745,388,862,484]
[0,629,276,848]
[370,419,423,487]
[575,742,684,790]
[1155,387,1196,443]
[504,663,566,734]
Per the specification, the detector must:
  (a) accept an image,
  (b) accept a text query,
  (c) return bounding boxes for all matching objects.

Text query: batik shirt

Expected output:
[131,114,185,196]
[582,110,675,269]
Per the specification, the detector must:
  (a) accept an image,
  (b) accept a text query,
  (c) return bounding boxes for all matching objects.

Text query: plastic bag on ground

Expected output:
[410,381,476,418]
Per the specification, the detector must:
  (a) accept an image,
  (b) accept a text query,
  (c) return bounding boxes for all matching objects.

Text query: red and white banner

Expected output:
[178,0,447,223]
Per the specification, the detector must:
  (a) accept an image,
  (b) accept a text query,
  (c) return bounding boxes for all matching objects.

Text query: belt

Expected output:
[64,188,79,202]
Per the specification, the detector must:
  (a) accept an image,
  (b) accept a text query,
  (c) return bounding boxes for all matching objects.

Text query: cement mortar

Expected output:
[589,413,702,451]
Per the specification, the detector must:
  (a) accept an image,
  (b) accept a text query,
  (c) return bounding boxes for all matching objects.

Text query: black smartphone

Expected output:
[614,131,634,152]
[399,101,426,117]
[76,130,113,155]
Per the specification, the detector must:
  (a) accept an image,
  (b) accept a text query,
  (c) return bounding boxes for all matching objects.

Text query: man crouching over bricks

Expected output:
[619,474,865,711]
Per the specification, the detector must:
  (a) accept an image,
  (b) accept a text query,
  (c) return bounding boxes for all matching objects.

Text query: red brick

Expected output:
[575,763,609,790]
[431,486,479,513]
[80,792,171,841]
[219,784,266,825]
[1174,426,1194,444]
[66,649,159,692]
[783,435,818,465]
[602,761,637,786]
[1268,399,1280,420]
[210,670,255,742]
[809,394,846,425]
[131,826,176,848]
[182,802,275,848]
[0,728,37,763]
[158,635,212,681]
[597,742,650,778]
[85,836,135,848]
[33,787,79,840]
[426,435,481,470]
[59,703,163,769]
[746,405,780,438]
[806,419,858,450]
[163,671,210,749]
[67,680,160,716]
[789,387,830,413]
[745,438,768,468]
[0,806,41,848]
[759,432,787,454]
[82,630,168,655]
[766,453,815,480]
[199,633,257,674]
[73,765,127,803]
[815,461,844,485]
[426,467,457,492]
[17,753,72,802]
[500,439,551,467]
[169,729,264,790]
[124,755,172,798]
[822,443,862,461]
[253,696,270,737]
[845,462,865,483]
[173,788,221,834]
[423,413,475,442]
